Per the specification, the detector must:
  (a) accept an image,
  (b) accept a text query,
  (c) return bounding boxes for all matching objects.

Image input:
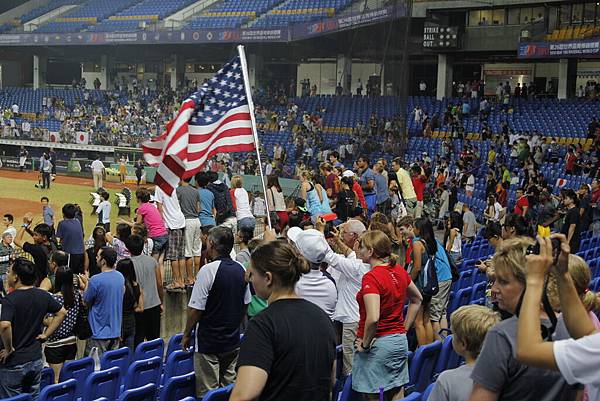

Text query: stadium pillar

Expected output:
[558,58,577,99]
[170,54,179,90]
[436,54,452,100]
[100,55,108,90]
[336,54,352,94]
[247,54,262,89]
[33,54,46,89]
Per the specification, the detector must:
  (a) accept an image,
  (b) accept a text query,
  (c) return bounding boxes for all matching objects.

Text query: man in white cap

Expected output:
[293,229,337,320]
[319,218,369,376]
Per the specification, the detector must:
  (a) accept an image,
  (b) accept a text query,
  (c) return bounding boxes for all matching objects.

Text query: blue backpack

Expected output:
[420,240,440,297]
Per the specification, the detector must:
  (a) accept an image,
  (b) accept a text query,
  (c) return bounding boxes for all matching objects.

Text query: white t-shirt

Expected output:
[493,202,503,220]
[234,188,253,220]
[11,104,18,114]
[91,160,105,174]
[323,249,369,323]
[554,331,600,401]
[154,186,185,229]
[295,269,338,320]
[97,200,111,224]
[466,174,475,192]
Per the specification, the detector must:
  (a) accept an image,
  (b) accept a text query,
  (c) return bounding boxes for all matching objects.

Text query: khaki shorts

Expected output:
[415,200,424,218]
[184,218,202,258]
[427,279,452,322]
[194,349,238,397]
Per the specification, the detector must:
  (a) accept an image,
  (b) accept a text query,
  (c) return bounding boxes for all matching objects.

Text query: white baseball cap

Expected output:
[294,229,329,264]
[342,170,356,178]
[286,226,303,244]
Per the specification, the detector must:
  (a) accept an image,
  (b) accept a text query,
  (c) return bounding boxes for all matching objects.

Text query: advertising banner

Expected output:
[519,39,600,59]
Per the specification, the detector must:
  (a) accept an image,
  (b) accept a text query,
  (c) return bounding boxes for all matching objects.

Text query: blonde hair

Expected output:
[547,254,600,312]
[231,175,243,189]
[360,230,398,266]
[491,237,535,284]
[451,305,500,358]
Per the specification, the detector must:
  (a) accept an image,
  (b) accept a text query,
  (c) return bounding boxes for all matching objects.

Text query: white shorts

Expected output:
[184,218,202,258]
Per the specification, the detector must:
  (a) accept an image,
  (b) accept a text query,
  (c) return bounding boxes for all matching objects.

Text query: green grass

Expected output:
[0,176,129,234]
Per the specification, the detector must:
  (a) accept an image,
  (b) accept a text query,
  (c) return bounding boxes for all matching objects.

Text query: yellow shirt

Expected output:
[488,150,496,164]
[395,168,417,199]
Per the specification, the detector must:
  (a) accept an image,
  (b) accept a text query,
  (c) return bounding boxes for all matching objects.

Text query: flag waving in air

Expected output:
[142,54,255,195]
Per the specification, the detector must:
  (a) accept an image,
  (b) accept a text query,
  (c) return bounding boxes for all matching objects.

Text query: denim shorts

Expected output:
[152,234,169,254]
[0,359,43,400]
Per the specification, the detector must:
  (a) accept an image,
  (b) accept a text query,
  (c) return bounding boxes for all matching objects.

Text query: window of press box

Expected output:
[584,2,597,23]
[573,3,584,23]
[560,4,572,25]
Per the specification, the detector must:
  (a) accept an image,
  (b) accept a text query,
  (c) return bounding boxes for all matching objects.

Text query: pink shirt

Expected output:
[137,202,167,238]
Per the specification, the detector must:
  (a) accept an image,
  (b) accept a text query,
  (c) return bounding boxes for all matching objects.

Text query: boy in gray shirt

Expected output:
[128,234,163,347]
[430,305,499,401]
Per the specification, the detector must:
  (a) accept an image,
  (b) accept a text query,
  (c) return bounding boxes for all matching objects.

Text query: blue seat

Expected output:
[452,269,472,291]
[58,357,94,400]
[81,367,121,401]
[448,287,472,317]
[100,347,130,386]
[159,373,195,401]
[591,277,600,292]
[134,338,164,363]
[403,392,422,401]
[471,268,487,286]
[470,281,486,303]
[41,367,55,390]
[162,350,194,385]
[202,383,234,401]
[123,356,162,392]
[39,379,77,401]
[165,333,183,358]
[423,383,435,400]
[337,375,361,401]
[432,335,459,380]
[2,394,32,401]
[118,383,156,401]
[407,341,442,394]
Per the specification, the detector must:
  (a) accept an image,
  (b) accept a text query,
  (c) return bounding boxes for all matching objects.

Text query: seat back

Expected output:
[337,375,361,401]
[448,287,472,316]
[40,367,55,390]
[100,347,130,386]
[165,333,183,358]
[470,281,486,303]
[82,367,121,401]
[202,383,235,401]
[408,341,442,393]
[123,356,162,392]
[163,350,194,385]
[118,383,156,401]
[134,338,164,362]
[39,379,77,401]
[422,383,435,401]
[159,373,195,401]
[58,356,94,400]
[433,335,454,378]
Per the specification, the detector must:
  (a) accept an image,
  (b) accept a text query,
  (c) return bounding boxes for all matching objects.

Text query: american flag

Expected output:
[142,55,255,195]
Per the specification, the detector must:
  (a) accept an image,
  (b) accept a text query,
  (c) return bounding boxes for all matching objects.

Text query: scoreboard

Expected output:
[423,23,460,49]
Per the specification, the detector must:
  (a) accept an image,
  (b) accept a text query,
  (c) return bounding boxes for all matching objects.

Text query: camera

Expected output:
[526,238,561,262]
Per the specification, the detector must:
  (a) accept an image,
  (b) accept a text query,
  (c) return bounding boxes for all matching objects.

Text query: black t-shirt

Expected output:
[237,299,336,401]
[561,207,581,253]
[335,189,357,221]
[22,242,51,285]
[0,288,62,366]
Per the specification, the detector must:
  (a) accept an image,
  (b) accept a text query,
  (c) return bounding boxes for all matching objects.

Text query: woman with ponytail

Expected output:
[230,234,337,401]
[352,230,422,400]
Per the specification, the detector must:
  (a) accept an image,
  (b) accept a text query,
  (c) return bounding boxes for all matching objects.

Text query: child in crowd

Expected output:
[429,305,500,401]
[96,192,111,232]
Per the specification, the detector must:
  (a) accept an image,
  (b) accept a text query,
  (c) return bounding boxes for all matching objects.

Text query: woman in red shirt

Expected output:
[352,230,423,400]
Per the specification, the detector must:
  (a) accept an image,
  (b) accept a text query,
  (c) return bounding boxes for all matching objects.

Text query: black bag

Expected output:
[74,293,92,340]
[420,241,439,297]
[445,249,460,282]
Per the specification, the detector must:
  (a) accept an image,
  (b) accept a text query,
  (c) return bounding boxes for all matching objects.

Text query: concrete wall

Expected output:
[463,25,523,51]
[350,63,383,94]
[413,0,564,18]
[297,61,337,95]
[1,61,23,87]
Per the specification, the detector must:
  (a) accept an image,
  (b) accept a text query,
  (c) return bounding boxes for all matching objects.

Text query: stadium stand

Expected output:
[252,0,354,28]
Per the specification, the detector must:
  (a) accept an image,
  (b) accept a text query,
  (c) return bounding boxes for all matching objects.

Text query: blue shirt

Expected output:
[43,206,54,227]
[56,219,84,254]
[374,173,390,204]
[84,269,125,339]
[360,168,377,195]
[198,188,216,226]
[434,239,453,282]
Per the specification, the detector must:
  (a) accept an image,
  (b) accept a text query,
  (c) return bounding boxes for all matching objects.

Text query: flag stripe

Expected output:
[141,55,255,195]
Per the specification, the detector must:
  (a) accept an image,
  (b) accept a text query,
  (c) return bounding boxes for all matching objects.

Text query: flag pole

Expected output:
[238,45,272,229]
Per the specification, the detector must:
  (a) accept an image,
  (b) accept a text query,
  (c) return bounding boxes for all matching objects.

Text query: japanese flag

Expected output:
[556,178,568,188]
[76,131,89,145]
[49,132,60,143]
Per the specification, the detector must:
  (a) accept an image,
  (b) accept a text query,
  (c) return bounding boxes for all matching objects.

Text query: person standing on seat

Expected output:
[81,247,124,357]
[182,226,251,397]
[0,258,67,401]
